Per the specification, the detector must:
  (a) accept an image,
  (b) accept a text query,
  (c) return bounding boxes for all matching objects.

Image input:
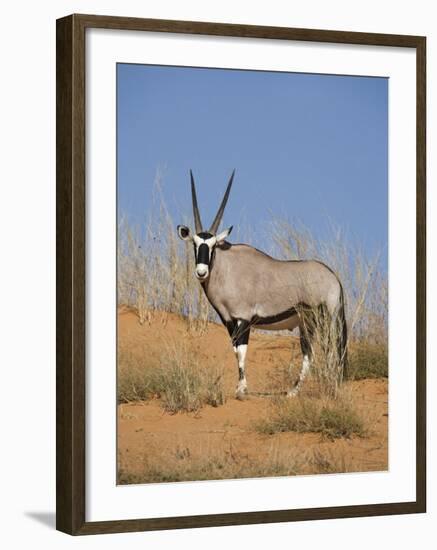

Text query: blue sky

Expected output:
[117,63,388,260]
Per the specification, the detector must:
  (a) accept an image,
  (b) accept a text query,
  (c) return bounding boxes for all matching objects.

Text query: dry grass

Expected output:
[118,440,302,484]
[117,170,211,332]
[118,342,226,412]
[266,339,387,399]
[117,440,368,484]
[117,348,163,403]
[118,453,301,484]
[255,392,369,440]
[262,304,349,399]
[158,342,226,413]
[295,304,347,398]
[347,342,388,380]
[308,448,354,474]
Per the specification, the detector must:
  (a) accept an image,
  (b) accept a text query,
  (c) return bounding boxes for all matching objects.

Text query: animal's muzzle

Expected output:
[195,263,209,279]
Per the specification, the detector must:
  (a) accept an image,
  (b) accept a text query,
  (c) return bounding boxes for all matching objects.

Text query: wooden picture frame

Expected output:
[56,13,426,535]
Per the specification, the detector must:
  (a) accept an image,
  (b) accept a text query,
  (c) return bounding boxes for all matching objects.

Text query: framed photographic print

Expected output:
[56,14,426,535]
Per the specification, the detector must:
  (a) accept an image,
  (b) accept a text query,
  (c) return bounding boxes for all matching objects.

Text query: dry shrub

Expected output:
[158,342,226,413]
[117,341,226,412]
[256,393,368,440]
[347,342,388,380]
[296,304,347,399]
[117,348,163,403]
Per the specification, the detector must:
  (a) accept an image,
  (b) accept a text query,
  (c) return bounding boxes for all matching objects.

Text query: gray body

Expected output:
[204,244,342,327]
[178,171,348,398]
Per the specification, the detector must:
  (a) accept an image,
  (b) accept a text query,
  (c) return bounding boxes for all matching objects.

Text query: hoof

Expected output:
[287,388,299,398]
[235,385,249,400]
[236,391,249,401]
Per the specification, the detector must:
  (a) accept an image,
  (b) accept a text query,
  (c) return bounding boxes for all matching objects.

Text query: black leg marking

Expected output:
[288,311,316,396]
[235,320,251,347]
[299,309,315,361]
[226,320,237,343]
[299,325,314,361]
[226,319,251,398]
[226,319,251,347]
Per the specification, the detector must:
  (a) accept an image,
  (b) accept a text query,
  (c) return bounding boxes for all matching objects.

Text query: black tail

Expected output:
[337,287,349,381]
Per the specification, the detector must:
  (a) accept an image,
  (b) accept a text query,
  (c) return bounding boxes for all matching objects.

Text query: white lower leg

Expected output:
[300,354,311,381]
[236,344,248,394]
[288,354,310,397]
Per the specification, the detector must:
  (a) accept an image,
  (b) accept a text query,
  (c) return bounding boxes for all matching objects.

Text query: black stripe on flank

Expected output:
[252,303,311,326]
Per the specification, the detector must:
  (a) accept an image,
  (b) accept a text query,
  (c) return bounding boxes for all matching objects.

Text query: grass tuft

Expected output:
[117,342,226,413]
[256,395,368,440]
[347,343,388,380]
[117,349,163,403]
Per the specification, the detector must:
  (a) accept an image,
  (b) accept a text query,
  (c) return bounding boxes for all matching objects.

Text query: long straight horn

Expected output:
[209,170,235,234]
[190,170,203,233]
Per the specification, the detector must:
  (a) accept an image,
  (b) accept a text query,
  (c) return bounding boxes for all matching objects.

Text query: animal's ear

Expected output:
[177,225,192,241]
[216,226,233,244]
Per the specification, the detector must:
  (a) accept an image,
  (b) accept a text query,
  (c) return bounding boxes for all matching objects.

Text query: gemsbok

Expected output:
[177,171,348,398]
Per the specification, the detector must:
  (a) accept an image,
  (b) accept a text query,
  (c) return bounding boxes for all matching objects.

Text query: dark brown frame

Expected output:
[56,13,426,536]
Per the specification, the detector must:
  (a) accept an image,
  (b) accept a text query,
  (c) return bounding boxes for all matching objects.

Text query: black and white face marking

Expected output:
[177,224,233,281]
[193,232,216,280]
